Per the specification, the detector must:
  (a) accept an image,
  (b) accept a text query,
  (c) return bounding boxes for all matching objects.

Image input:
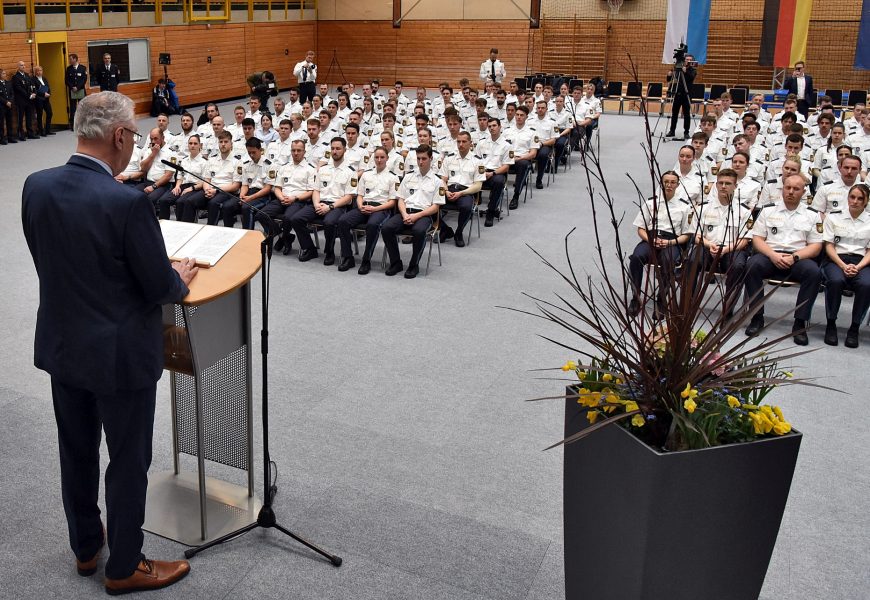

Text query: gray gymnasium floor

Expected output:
[0,107,867,599]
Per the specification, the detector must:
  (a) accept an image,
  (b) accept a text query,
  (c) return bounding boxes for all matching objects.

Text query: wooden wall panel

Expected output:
[316,20,532,89]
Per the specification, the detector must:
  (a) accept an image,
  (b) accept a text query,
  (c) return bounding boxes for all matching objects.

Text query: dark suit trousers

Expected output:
[35,98,52,134]
[51,378,156,580]
[481,174,505,213]
[0,103,12,140]
[338,208,390,259]
[628,240,683,299]
[823,256,870,324]
[381,213,432,267]
[743,254,821,321]
[669,93,692,135]
[15,99,33,136]
[535,145,552,183]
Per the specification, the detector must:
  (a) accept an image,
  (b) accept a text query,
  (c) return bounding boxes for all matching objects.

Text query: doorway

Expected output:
[35,32,69,129]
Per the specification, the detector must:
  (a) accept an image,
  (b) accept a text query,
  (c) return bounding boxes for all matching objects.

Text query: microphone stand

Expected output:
[161,160,343,567]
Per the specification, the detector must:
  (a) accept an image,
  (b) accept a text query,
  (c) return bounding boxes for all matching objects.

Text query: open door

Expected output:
[35,32,69,129]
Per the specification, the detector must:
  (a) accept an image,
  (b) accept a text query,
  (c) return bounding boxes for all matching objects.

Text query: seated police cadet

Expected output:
[505,105,539,209]
[178,130,241,224]
[380,144,447,279]
[157,134,207,221]
[627,171,693,317]
[304,118,329,165]
[267,119,294,166]
[673,145,704,204]
[335,122,366,171]
[531,100,557,189]
[812,155,862,218]
[379,131,406,175]
[440,131,485,247]
[812,123,847,183]
[692,169,753,317]
[137,127,179,209]
[759,157,808,206]
[290,137,358,264]
[115,137,144,185]
[477,117,514,227]
[821,183,870,347]
[551,95,574,165]
[743,174,823,345]
[337,147,400,274]
[269,140,316,255]
[235,138,276,230]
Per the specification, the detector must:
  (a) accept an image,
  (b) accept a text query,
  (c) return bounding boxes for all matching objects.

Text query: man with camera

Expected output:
[665,46,696,141]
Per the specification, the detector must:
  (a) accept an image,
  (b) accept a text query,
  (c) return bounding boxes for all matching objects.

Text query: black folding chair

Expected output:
[621,81,643,115]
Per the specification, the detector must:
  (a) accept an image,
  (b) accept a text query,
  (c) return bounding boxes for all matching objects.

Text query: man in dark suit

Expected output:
[22,91,195,595]
[12,60,36,140]
[783,61,814,119]
[96,52,121,92]
[32,65,54,136]
[0,68,15,144]
[65,53,88,127]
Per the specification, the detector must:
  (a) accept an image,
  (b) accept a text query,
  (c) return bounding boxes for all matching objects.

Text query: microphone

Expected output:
[165,159,280,248]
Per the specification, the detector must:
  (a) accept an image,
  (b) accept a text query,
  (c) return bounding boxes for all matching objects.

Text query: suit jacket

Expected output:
[22,155,189,394]
[34,76,50,101]
[65,63,88,91]
[783,75,815,106]
[96,63,121,91]
[0,79,12,104]
[12,70,33,102]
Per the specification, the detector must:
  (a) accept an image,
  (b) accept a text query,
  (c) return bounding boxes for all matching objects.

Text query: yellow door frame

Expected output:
[35,31,69,129]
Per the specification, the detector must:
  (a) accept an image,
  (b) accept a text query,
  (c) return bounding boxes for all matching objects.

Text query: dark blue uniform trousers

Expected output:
[628,240,683,299]
[51,378,156,580]
[823,255,870,324]
[743,254,821,321]
[290,204,345,255]
[338,208,391,260]
[381,213,433,268]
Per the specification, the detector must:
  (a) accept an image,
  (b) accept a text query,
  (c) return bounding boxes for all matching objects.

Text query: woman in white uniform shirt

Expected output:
[822,183,870,347]
[812,123,847,183]
[673,145,704,204]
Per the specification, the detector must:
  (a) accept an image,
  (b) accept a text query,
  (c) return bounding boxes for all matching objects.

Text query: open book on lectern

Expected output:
[159,220,247,268]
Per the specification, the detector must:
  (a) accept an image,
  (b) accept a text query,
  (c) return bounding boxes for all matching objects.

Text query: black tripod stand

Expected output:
[162,161,342,567]
[664,59,696,141]
[322,49,348,90]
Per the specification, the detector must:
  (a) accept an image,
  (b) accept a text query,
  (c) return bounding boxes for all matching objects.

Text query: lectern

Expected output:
[144,230,264,546]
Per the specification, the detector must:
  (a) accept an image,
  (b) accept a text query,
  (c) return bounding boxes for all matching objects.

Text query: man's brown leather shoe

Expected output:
[104,558,190,595]
[76,525,106,576]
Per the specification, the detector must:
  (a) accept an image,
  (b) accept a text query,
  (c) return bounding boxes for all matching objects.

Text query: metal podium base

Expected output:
[144,471,262,546]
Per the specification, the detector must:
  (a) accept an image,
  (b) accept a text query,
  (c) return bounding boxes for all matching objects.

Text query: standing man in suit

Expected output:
[294,50,317,104]
[21,91,195,595]
[0,68,15,144]
[66,53,88,127]
[783,61,814,119]
[97,53,121,92]
[33,65,54,136]
[479,48,506,85]
[12,60,36,140]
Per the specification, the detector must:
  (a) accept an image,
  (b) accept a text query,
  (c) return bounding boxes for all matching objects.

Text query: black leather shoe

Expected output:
[46,130,56,135]
[358,260,371,275]
[792,319,808,346]
[665,131,676,138]
[385,261,404,276]
[0,138,6,145]
[627,298,641,317]
[454,233,465,247]
[535,181,544,189]
[281,234,295,255]
[824,321,838,346]
[745,316,764,337]
[274,237,284,252]
[298,248,318,262]
[440,226,455,242]
[404,264,419,279]
[323,253,335,266]
[7,137,16,143]
[484,214,494,227]
[508,198,519,210]
[845,324,860,348]
[338,257,355,271]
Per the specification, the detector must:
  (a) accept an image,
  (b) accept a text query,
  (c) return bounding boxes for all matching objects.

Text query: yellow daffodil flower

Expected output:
[773,420,792,435]
[602,373,613,382]
[562,360,577,372]
[684,398,697,413]
[741,403,759,411]
[605,394,620,405]
[577,371,587,380]
[680,383,698,400]
[631,414,645,427]
[624,401,639,413]
[615,378,623,385]
[727,396,740,408]
[773,406,785,421]
[587,410,600,424]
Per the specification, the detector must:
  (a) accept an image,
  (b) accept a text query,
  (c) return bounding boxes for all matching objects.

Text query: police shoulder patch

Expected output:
[478,165,485,174]
[438,187,445,196]
[350,177,358,186]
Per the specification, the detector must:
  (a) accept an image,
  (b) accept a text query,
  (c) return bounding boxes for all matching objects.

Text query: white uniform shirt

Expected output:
[479,58,506,83]
[476,136,515,171]
[314,162,358,203]
[503,123,540,155]
[752,202,823,252]
[179,154,207,186]
[632,196,692,237]
[848,130,870,155]
[530,114,557,141]
[266,138,294,166]
[293,60,316,84]
[812,179,856,213]
[823,209,870,255]
[145,145,180,182]
[696,199,753,245]
[120,145,143,178]
[206,153,243,187]
[276,160,317,197]
[358,168,400,205]
[443,152,486,187]
[305,138,330,164]
[759,177,810,206]
[398,169,447,211]
[240,157,275,190]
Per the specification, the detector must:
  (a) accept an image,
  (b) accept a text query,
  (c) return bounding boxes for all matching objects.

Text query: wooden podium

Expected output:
[144,229,264,546]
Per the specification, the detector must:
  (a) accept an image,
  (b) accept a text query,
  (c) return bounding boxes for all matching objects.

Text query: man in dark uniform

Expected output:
[21,91,194,595]
[65,53,88,127]
[12,60,37,140]
[665,53,697,140]
[96,53,121,92]
[0,68,15,144]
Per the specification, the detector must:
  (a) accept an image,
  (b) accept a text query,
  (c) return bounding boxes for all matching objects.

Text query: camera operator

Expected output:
[249,71,277,112]
[666,46,697,141]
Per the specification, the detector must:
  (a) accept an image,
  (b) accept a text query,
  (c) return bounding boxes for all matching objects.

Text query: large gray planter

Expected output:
[563,389,802,600]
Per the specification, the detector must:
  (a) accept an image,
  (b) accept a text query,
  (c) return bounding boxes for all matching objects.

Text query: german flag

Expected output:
[758,0,814,67]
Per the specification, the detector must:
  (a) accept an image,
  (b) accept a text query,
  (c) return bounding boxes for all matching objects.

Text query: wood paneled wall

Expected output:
[316,20,531,89]
[1,21,315,114]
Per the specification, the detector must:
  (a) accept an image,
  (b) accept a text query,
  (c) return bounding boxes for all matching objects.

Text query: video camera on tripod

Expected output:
[673,43,689,70]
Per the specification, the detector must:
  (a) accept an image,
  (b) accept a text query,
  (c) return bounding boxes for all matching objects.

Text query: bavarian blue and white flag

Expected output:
[662,0,712,65]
